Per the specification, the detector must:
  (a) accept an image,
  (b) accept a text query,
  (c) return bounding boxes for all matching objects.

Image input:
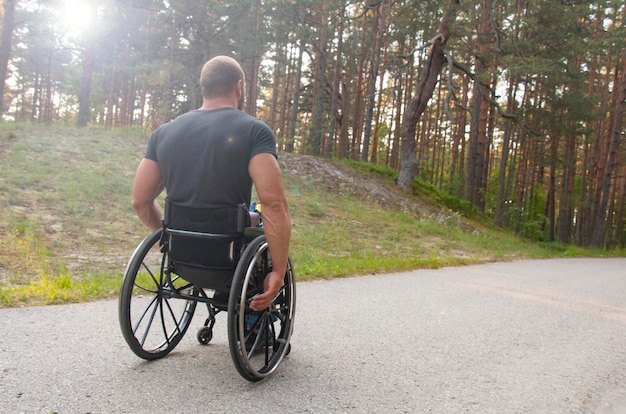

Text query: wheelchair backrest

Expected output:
[163,198,250,270]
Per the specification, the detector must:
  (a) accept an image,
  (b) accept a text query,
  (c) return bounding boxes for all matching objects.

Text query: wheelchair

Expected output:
[118,199,296,381]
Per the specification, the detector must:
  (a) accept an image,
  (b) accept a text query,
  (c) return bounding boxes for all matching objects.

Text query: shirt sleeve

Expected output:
[249,119,277,160]
[144,129,159,161]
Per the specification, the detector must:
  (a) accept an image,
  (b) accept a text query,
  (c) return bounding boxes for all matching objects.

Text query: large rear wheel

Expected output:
[119,230,197,360]
[227,235,296,381]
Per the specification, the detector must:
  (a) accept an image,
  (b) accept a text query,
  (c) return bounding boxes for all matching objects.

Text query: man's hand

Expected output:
[249,271,284,311]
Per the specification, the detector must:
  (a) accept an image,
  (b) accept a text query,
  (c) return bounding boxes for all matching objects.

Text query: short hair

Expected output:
[199,56,245,99]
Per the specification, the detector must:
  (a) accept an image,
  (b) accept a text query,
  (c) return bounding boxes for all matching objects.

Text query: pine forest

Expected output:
[0,0,625,248]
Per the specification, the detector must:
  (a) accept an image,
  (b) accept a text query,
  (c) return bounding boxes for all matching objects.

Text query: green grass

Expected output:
[0,122,623,307]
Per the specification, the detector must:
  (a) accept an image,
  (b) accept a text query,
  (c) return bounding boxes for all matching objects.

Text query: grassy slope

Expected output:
[0,124,620,307]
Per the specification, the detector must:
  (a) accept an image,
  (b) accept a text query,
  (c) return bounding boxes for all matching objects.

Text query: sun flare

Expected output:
[58,0,95,33]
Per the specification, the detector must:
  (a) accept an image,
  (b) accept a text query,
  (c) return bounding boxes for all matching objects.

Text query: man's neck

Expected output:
[200,96,238,111]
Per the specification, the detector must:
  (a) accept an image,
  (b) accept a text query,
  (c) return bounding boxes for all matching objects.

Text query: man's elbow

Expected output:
[261,197,289,216]
[131,196,151,217]
[131,197,142,214]
[259,197,290,223]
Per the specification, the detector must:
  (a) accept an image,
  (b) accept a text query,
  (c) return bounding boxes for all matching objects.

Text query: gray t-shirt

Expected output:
[145,107,277,208]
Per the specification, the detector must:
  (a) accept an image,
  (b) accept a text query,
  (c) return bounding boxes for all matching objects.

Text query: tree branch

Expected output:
[446,55,517,120]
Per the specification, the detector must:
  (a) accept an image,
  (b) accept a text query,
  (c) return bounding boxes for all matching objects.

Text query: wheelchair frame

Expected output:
[118,204,296,382]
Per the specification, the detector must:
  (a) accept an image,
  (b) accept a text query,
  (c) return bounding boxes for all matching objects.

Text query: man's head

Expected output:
[200,56,245,110]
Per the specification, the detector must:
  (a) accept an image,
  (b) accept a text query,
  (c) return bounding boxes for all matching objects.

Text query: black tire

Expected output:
[119,230,196,360]
[227,235,296,381]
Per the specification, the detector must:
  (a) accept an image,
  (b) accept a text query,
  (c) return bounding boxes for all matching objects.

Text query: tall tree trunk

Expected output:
[362,3,386,162]
[546,134,559,241]
[465,0,494,210]
[32,74,40,121]
[582,123,604,245]
[351,13,369,160]
[278,54,291,149]
[605,152,620,245]
[371,55,387,164]
[466,78,490,208]
[397,0,459,192]
[119,68,130,127]
[310,16,327,156]
[327,7,345,156]
[448,75,469,195]
[269,39,283,132]
[588,104,612,245]
[287,40,304,153]
[575,134,590,245]
[389,73,402,169]
[613,171,626,248]
[494,79,517,227]
[245,0,261,117]
[44,53,54,124]
[77,2,97,127]
[591,56,626,247]
[339,79,350,158]
[0,0,15,115]
[557,132,577,243]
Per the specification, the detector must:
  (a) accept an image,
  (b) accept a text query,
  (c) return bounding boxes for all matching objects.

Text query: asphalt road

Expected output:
[1,258,625,413]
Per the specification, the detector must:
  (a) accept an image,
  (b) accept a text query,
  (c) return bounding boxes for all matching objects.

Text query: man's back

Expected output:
[146,107,276,208]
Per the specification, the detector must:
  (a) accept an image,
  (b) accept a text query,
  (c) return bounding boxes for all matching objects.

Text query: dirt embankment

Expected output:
[279,152,454,220]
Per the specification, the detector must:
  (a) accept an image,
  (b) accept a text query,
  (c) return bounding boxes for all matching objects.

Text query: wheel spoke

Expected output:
[138,297,160,347]
[162,296,190,339]
[141,261,159,287]
[131,293,158,337]
[158,298,171,347]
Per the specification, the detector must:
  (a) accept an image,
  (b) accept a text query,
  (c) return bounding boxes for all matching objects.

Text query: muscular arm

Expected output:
[131,158,165,231]
[248,153,291,311]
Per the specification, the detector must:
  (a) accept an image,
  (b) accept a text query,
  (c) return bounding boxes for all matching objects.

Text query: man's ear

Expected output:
[237,79,246,110]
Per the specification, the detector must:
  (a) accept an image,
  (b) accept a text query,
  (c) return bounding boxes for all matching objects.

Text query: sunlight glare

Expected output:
[59,0,95,34]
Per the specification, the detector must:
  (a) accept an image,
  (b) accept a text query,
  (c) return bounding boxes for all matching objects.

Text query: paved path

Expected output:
[1,258,625,413]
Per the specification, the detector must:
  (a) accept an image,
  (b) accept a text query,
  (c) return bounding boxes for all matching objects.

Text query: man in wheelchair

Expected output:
[131,55,291,312]
[123,55,294,381]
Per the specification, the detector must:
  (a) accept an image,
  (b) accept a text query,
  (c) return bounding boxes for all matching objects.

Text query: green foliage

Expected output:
[341,159,398,181]
[412,178,481,220]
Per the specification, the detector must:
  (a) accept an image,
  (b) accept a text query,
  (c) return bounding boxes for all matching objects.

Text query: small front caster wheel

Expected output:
[197,326,213,344]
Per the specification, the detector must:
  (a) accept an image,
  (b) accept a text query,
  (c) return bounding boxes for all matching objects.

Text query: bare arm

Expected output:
[248,153,291,311]
[131,158,165,231]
